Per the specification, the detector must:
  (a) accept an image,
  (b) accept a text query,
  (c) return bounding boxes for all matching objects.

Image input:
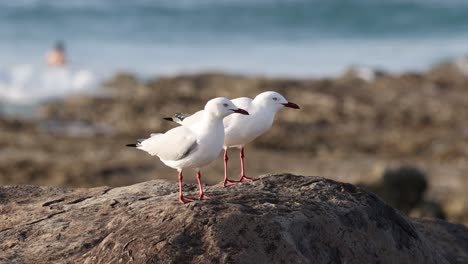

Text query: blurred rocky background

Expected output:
[1,61,468,225]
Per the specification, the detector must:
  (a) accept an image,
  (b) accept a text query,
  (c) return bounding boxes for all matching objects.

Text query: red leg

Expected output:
[178,171,193,204]
[196,171,210,200]
[239,147,255,182]
[223,148,238,186]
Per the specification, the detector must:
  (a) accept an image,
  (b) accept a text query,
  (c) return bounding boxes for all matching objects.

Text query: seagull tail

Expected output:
[126,139,144,148]
[162,113,188,124]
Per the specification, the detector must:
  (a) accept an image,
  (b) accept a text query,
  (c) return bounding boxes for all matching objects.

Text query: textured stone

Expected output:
[1,174,466,263]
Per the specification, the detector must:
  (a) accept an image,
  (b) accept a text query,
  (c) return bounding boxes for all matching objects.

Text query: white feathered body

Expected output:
[177,97,276,149]
[223,97,275,148]
[137,116,225,171]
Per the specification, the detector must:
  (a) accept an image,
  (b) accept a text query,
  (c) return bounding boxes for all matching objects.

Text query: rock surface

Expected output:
[1,174,466,263]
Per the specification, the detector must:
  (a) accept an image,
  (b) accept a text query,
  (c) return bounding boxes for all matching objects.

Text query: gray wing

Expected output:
[224,97,253,131]
[138,126,198,161]
[181,110,204,128]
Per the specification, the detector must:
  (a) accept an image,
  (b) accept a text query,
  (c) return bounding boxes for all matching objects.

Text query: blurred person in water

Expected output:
[46,41,66,67]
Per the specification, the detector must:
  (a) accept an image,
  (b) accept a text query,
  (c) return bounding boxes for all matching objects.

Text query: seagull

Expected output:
[127,97,249,203]
[164,91,299,186]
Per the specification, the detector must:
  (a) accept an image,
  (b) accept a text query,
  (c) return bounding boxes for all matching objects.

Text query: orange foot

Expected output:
[223,179,239,187]
[239,175,256,182]
[179,196,194,204]
[198,193,211,200]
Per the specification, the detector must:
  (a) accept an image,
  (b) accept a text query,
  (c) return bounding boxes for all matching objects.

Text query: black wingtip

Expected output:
[163,117,173,122]
[175,113,186,121]
[126,144,137,147]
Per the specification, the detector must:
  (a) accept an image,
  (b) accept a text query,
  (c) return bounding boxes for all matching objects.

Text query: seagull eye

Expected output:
[223,103,229,107]
[272,97,278,101]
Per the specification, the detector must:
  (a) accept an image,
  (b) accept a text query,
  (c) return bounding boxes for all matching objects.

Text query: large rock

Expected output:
[0,174,466,263]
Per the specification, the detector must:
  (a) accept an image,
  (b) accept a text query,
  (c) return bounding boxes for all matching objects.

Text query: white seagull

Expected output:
[126,97,249,203]
[164,91,299,186]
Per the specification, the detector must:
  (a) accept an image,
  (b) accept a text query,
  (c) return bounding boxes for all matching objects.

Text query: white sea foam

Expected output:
[0,65,98,104]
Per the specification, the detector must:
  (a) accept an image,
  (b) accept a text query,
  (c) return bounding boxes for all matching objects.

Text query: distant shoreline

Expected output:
[1,55,467,118]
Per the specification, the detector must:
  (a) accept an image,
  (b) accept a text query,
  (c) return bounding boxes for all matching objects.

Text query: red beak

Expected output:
[282,102,300,109]
[232,108,249,115]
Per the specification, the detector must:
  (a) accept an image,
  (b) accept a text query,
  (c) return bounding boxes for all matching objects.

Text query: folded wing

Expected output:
[179,110,204,127]
[138,126,198,161]
[224,97,253,131]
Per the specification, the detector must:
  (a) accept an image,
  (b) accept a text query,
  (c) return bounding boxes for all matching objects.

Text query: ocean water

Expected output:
[1,0,468,103]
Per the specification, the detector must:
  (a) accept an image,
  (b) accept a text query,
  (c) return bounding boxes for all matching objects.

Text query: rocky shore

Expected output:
[1,174,467,263]
[0,62,467,225]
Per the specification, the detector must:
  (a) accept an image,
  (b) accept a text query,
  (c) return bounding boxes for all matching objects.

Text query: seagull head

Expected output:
[254,91,300,112]
[205,97,249,118]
